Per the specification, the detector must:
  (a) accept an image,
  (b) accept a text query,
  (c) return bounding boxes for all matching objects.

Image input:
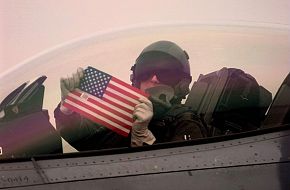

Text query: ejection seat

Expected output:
[185,67,272,136]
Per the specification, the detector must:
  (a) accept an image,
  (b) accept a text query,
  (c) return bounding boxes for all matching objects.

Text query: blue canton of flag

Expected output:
[80,68,111,98]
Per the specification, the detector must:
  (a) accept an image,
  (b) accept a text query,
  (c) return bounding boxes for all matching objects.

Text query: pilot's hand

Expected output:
[131,97,156,147]
[60,67,84,114]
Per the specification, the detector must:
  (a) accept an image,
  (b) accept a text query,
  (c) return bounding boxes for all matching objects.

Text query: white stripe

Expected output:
[65,99,130,134]
[68,93,133,126]
[111,80,147,99]
[75,89,133,116]
[106,87,139,104]
[103,94,135,111]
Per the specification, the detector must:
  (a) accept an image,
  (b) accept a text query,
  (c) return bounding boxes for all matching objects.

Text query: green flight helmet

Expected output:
[134,40,191,78]
[131,40,192,101]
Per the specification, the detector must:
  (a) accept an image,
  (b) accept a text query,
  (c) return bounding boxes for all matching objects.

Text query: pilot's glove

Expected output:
[131,97,156,147]
[59,67,84,115]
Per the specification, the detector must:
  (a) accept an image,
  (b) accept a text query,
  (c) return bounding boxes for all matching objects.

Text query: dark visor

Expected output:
[136,69,184,86]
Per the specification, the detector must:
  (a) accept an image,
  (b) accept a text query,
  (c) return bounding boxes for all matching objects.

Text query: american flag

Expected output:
[62,66,148,137]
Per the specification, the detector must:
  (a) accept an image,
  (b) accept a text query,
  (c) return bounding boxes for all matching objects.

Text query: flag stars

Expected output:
[79,67,111,97]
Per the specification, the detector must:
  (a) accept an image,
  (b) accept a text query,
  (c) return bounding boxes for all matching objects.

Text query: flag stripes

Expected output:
[110,77,148,97]
[65,93,133,126]
[63,99,130,137]
[63,67,148,137]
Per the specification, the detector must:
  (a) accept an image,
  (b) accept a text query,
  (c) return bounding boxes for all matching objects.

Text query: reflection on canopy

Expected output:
[0,24,289,153]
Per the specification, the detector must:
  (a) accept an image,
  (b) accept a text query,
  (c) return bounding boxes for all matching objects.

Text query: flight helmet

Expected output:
[130,40,192,101]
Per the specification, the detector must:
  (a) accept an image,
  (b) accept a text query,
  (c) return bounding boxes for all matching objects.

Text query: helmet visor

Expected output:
[136,69,184,86]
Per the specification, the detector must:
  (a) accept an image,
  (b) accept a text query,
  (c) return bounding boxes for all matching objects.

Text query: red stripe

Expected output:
[105,91,136,107]
[102,97,133,114]
[71,90,133,116]
[86,97,133,123]
[67,94,133,123]
[112,77,149,97]
[107,83,139,100]
[65,96,132,130]
[73,89,135,113]
[63,102,129,137]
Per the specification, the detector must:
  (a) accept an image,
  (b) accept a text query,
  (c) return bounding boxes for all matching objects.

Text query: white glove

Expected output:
[60,67,84,115]
[131,97,156,147]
